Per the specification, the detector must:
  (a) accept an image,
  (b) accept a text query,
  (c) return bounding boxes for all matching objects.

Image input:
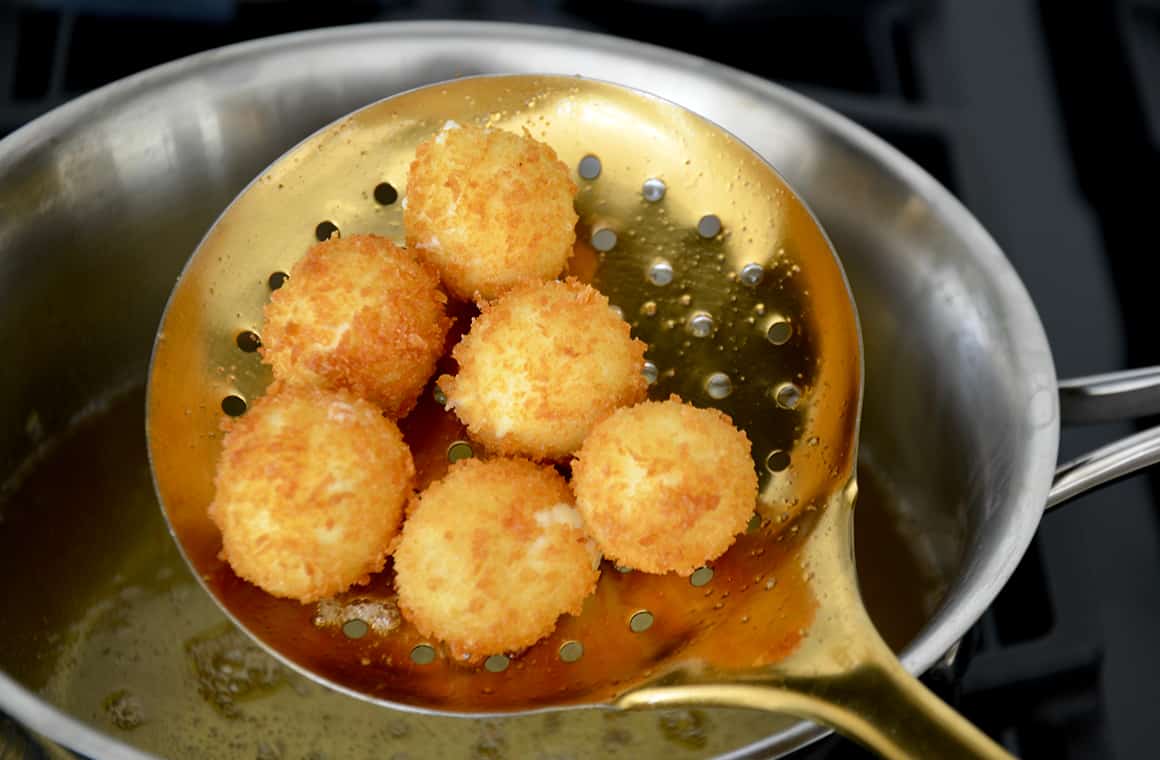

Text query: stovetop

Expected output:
[3,2,1160,758]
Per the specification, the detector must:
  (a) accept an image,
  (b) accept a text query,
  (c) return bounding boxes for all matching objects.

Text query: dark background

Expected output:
[3,1,1160,758]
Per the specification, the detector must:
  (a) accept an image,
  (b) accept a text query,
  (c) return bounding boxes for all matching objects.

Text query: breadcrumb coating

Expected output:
[439,278,647,460]
[404,122,577,300]
[571,397,757,576]
[208,386,414,603]
[393,457,600,659]
[260,234,450,418]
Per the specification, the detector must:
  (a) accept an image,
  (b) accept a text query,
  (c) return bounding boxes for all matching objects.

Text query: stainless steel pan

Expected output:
[2,21,1158,759]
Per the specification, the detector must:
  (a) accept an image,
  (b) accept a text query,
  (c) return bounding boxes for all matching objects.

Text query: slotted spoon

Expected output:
[147,74,1011,759]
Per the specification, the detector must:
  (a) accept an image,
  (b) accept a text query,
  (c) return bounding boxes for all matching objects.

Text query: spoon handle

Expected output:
[780,653,1015,760]
[619,489,1013,759]
[619,653,1015,760]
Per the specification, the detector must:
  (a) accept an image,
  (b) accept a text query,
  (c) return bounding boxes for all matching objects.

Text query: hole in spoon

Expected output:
[642,178,666,202]
[642,361,658,385]
[410,644,436,665]
[447,441,474,463]
[236,330,262,353]
[591,228,617,251]
[267,271,289,290]
[686,312,714,338]
[766,319,792,345]
[765,450,791,473]
[739,263,765,286]
[221,395,247,417]
[697,214,722,238]
[558,641,584,662]
[342,619,369,639]
[647,259,674,286]
[774,382,802,410]
[484,654,510,673]
[578,155,602,180]
[705,372,733,400]
[373,182,398,206]
[315,220,340,241]
[689,567,714,587]
[629,610,654,633]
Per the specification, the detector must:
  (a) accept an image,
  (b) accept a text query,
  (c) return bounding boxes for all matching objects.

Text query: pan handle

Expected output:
[1059,367,1160,424]
[1047,367,1160,512]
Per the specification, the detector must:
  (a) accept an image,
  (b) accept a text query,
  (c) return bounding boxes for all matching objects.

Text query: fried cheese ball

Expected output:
[439,278,647,460]
[393,457,600,659]
[260,234,450,418]
[208,387,414,603]
[571,398,757,576]
[404,122,578,300]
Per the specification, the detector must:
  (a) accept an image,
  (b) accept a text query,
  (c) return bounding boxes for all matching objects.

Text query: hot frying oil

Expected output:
[0,385,940,758]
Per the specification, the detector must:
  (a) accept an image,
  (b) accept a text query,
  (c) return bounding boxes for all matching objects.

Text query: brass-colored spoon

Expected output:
[147,75,1011,759]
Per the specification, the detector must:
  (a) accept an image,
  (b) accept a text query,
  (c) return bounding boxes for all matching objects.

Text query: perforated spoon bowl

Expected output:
[147,74,1011,759]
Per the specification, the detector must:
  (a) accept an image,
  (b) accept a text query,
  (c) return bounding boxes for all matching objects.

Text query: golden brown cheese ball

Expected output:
[208,387,414,603]
[404,122,578,300]
[393,457,600,659]
[439,278,647,461]
[571,398,757,576]
[260,234,450,418]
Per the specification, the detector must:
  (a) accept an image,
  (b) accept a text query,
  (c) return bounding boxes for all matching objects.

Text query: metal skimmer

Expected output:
[147,75,1008,759]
